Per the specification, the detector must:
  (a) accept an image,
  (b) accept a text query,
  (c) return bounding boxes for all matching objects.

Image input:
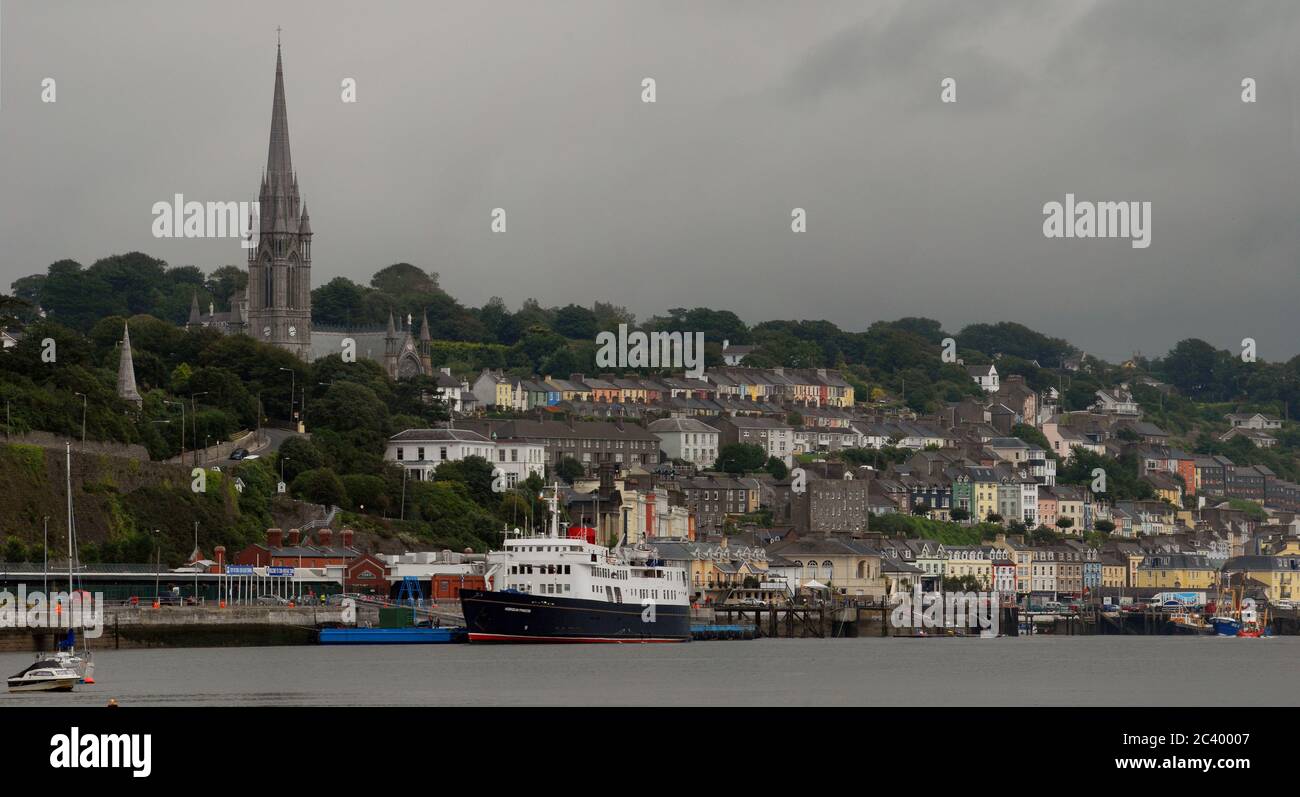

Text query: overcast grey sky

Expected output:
[2,0,1298,362]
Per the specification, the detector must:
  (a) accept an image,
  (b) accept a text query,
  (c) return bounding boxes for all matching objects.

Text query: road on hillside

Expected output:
[195,425,302,466]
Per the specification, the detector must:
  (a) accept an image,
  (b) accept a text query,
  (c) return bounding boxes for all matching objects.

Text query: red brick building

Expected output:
[231,528,361,569]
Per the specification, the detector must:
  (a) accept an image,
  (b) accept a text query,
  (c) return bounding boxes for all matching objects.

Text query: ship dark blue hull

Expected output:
[460,589,691,643]
[1210,617,1242,636]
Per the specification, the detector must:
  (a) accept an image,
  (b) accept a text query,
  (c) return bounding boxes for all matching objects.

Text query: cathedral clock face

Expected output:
[288,325,297,338]
[263,326,272,338]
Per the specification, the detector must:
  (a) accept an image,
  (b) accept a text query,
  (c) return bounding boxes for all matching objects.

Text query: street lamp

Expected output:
[280,455,290,486]
[73,392,87,443]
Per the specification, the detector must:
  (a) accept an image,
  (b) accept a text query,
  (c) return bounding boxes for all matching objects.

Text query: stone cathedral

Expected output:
[187,41,435,380]
[246,41,314,360]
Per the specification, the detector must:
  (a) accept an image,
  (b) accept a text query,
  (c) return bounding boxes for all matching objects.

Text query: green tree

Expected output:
[278,436,326,484]
[433,456,496,508]
[290,468,347,506]
[556,456,584,483]
[715,443,766,473]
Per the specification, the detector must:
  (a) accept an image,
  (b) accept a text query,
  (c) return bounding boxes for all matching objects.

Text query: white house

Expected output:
[1093,387,1140,416]
[1225,413,1283,431]
[967,363,999,393]
[385,428,545,486]
[432,367,470,414]
[647,417,719,470]
[720,340,755,366]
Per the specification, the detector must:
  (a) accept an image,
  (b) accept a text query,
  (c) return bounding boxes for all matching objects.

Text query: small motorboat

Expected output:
[8,659,80,693]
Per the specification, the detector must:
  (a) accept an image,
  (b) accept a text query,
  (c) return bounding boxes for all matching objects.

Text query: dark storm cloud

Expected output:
[0,0,1297,362]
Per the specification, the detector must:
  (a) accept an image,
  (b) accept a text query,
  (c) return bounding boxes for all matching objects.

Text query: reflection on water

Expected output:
[4,637,1298,706]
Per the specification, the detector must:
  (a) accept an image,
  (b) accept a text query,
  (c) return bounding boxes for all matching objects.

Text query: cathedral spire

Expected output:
[266,36,293,193]
[248,35,311,361]
[117,323,143,407]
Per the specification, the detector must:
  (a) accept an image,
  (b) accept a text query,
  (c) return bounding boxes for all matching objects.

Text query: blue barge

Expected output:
[318,627,467,645]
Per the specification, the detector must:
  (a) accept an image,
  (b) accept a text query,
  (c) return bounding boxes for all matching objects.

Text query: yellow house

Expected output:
[612,379,647,404]
[970,468,1000,522]
[1223,555,1300,603]
[545,376,591,403]
[943,546,994,589]
[767,537,886,601]
[1133,554,1219,590]
[1144,473,1184,507]
[1101,555,1128,588]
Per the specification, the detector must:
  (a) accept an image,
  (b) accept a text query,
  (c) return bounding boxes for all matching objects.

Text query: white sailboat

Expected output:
[58,442,95,683]
[10,443,94,692]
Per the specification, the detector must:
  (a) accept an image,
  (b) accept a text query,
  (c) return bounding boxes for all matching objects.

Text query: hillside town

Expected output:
[2,35,1298,627]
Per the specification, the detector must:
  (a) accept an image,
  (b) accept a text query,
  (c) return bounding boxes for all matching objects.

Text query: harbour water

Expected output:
[5,637,1300,706]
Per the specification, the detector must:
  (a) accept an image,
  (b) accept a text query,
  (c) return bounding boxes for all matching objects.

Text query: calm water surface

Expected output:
[4,637,1298,706]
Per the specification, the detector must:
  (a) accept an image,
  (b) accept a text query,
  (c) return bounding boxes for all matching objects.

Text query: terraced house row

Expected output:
[470,366,855,411]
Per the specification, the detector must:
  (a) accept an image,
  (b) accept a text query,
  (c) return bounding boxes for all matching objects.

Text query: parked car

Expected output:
[229,448,248,461]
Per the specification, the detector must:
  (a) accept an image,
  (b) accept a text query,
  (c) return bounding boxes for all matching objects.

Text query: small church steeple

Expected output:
[117,322,143,407]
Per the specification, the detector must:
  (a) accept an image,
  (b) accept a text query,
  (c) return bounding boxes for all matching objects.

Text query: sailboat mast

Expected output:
[66,442,73,599]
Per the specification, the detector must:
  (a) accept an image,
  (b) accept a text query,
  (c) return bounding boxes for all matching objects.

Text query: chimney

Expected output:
[341,528,355,548]
[441,367,451,376]
[267,528,283,548]
[318,528,333,547]
[288,528,301,546]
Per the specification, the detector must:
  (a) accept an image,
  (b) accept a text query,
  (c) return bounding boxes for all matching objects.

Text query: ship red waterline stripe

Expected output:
[468,632,688,643]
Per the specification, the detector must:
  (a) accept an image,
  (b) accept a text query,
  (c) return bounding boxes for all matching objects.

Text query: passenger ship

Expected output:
[460,486,692,643]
